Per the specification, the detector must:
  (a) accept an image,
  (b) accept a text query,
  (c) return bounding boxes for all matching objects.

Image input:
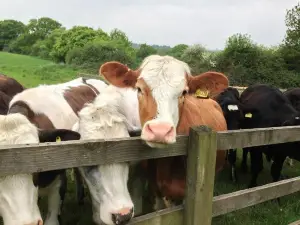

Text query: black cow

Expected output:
[215,87,243,182]
[239,84,300,188]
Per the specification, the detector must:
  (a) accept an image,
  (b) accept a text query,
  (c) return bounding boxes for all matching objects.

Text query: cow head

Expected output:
[0,113,80,225]
[100,55,228,148]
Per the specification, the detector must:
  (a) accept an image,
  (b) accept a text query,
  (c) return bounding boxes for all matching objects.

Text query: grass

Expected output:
[0,52,83,87]
[1,51,300,224]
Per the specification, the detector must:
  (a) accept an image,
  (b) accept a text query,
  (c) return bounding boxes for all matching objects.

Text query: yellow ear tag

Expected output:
[56,136,61,142]
[195,89,209,98]
[245,113,252,118]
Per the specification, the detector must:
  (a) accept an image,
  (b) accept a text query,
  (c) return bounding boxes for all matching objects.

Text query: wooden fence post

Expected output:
[184,125,217,225]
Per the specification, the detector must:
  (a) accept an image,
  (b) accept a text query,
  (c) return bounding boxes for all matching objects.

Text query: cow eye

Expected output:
[182,90,187,96]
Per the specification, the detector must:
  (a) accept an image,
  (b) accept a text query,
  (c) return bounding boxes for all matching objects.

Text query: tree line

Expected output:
[1,2,300,88]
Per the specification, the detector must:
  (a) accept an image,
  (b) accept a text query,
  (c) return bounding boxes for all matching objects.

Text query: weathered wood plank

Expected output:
[289,219,300,225]
[0,136,188,176]
[129,206,183,225]
[217,126,300,150]
[212,176,300,217]
[184,126,217,225]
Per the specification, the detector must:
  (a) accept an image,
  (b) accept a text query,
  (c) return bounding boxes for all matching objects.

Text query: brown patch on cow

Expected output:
[9,101,55,129]
[147,95,227,201]
[136,78,157,126]
[0,91,12,115]
[63,85,98,115]
[187,71,229,99]
[0,74,25,98]
[99,61,140,88]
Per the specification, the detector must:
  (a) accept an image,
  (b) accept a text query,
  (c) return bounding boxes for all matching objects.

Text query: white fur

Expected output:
[9,77,108,130]
[0,114,42,225]
[227,104,239,111]
[138,55,191,147]
[73,85,140,225]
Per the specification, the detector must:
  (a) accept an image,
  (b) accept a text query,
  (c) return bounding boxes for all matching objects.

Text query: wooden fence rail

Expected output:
[1,125,300,224]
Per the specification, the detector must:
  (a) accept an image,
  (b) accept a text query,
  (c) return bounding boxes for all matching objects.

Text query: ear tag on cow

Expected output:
[228,105,239,111]
[195,89,209,99]
[245,113,252,118]
[56,136,61,142]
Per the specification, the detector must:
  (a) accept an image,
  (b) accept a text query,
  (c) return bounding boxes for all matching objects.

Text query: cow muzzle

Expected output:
[142,122,176,144]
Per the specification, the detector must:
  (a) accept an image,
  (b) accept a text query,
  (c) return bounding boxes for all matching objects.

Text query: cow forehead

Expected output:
[139,55,190,93]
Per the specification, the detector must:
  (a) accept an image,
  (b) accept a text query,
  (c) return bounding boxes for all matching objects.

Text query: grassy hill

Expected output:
[1,52,300,225]
[0,52,92,87]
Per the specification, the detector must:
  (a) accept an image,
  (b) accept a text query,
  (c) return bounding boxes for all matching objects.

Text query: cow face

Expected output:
[74,96,135,225]
[100,55,229,148]
[0,113,80,225]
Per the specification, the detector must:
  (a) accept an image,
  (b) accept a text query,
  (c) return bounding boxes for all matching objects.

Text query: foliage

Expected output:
[65,40,134,73]
[168,44,188,59]
[26,17,62,39]
[0,20,26,50]
[136,44,157,62]
[280,2,300,72]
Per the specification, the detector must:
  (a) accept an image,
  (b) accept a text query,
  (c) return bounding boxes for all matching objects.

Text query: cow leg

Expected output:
[74,168,85,205]
[227,149,237,182]
[271,154,287,183]
[248,147,263,188]
[44,176,64,225]
[241,148,249,173]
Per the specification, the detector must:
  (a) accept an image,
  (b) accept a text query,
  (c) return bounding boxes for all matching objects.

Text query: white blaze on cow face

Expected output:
[0,114,42,225]
[73,85,138,225]
[136,55,191,148]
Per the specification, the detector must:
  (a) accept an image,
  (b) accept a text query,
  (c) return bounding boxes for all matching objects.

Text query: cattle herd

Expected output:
[0,55,299,225]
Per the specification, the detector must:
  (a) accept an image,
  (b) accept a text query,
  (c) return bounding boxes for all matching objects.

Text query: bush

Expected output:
[65,41,134,73]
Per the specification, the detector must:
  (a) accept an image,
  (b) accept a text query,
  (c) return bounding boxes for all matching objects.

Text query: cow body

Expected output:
[5,77,107,225]
[99,55,229,209]
[221,84,300,188]
[215,87,243,182]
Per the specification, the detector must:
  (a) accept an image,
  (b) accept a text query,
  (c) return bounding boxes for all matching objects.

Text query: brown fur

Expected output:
[136,78,157,126]
[63,85,98,115]
[9,101,55,129]
[0,74,25,98]
[99,60,229,207]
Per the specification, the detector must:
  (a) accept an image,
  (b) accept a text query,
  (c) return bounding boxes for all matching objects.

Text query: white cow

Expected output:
[72,85,141,225]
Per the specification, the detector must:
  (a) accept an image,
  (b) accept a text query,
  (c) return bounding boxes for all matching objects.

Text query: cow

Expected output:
[215,87,243,182]
[99,55,229,210]
[5,77,126,225]
[283,88,300,167]
[0,113,80,225]
[230,84,300,188]
[0,74,25,114]
[72,84,141,225]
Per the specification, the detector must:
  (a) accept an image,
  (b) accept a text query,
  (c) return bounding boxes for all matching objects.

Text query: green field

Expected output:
[0,51,84,87]
[1,52,300,225]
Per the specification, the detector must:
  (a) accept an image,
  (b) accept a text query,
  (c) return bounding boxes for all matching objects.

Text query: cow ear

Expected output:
[187,71,229,99]
[99,61,140,88]
[38,129,81,143]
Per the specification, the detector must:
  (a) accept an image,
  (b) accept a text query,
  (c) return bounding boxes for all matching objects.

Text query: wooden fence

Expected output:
[1,125,300,224]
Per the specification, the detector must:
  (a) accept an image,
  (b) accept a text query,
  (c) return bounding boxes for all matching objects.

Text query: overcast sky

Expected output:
[1,0,298,49]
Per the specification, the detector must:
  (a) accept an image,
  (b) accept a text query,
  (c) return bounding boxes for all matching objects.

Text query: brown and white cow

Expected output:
[99,55,229,209]
[0,73,25,114]
[1,77,117,225]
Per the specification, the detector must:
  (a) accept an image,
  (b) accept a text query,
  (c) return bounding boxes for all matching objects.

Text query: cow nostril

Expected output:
[111,208,133,225]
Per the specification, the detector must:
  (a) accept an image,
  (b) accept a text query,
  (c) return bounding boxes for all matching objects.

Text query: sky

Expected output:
[1,0,299,49]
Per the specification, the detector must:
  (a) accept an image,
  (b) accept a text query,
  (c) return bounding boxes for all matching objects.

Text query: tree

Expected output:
[181,44,212,74]
[0,20,25,50]
[136,44,157,61]
[169,44,188,59]
[51,26,103,62]
[26,17,62,39]
[280,2,300,72]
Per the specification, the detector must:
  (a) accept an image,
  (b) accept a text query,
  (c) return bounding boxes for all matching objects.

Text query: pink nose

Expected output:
[143,122,175,143]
